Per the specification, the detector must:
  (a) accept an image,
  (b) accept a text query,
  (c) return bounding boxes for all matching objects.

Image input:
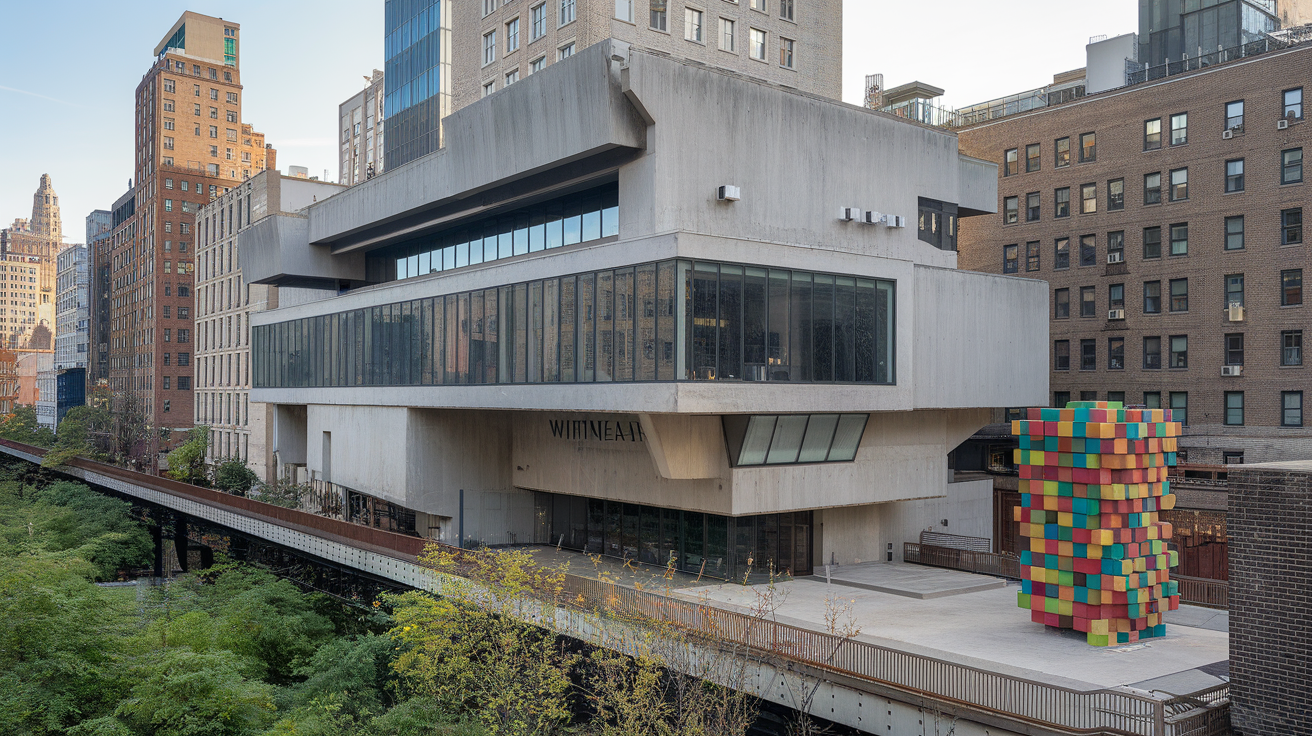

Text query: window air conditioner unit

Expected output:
[1222,129,1234,140]
[1222,365,1243,377]
[838,207,861,222]
[1228,303,1245,322]
[863,210,884,225]
[1108,308,1125,320]
[717,185,741,201]
[888,215,906,228]
[1107,251,1124,264]
[1278,119,1290,130]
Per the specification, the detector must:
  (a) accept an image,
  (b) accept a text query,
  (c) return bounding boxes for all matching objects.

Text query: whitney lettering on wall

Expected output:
[549,418,647,443]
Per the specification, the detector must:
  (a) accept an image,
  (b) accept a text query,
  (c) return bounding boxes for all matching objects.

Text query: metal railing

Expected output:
[0,438,1229,735]
[920,530,993,552]
[905,542,1022,579]
[556,575,1225,736]
[1173,574,1228,610]
[1128,28,1312,86]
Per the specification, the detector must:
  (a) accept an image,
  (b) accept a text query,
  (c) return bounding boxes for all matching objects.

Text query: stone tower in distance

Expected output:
[29,174,62,242]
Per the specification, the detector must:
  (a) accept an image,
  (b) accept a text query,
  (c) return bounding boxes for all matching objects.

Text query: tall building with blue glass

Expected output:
[384,0,450,170]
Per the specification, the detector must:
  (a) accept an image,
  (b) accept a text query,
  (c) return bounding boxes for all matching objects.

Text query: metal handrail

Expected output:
[1172,574,1228,610]
[905,542,1022,579]
[0,438,1228,735]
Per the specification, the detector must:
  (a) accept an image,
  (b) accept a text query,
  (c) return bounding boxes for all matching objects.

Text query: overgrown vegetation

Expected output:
[0,458,778,736]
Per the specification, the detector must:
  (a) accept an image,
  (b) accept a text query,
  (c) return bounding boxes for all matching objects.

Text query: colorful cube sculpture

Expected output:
[1012,401,1183,646]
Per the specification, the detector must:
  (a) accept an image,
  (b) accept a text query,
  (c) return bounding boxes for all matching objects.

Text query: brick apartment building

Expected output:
[102,11,275,453]
[957,40,1311,465]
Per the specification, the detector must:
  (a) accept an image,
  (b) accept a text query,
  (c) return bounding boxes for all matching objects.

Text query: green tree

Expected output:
[41,403,112,468]
[165,426,210,486]
[114,648,277,736]
[214,459,259,496]
[254,474,313,509]
[0,404,55,447]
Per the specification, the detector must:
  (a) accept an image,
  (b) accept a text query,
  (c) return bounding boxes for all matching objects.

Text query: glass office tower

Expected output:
[384,0,451,169]
[1139,0,1281,68]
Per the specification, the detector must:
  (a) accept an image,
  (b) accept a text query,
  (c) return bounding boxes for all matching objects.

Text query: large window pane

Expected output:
[827,414,868,461]
[544,278,560,382]
[738,415,777,465]
[692,264,718,379]
[798,413,838,462]
[768,270,790,380]
[528,280,543,382]
[578,274,595,382]
[615,268,634,381]
[812,274,834,381]
[636,264,656,381]
[834,276,855,381]
[766,414,808,464]
[719,265,743,380]
[657,262,676,381]
[484,287,499,384]
[743,267,768,379]
[469,290,485,383]
[789,272,812,382]
[596,271,614,381]
[560,276,576,383]
[513,283,528,382]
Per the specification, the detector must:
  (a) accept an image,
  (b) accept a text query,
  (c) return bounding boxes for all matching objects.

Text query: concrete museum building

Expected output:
[243,43,1047,577]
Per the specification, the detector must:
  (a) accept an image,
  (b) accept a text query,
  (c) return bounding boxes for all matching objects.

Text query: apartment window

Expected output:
[1283,208,1303,244]
[1055,391,1071,408]
[1170,112,1188,145]
[505,69,519,86]
[165,178,173,190]
[719,18,735,50]
[163,136,174,150]
[779,0,794,21]
[164,329,172,342]
[779,37,794,69]
[210,106,218,119]
[178,377,191,391]
[1283,392,1304,427]
[1054,187,1070,218]
[1108,179,1124,210]
[749,0,766,9]
[1282,269,1303,305]
[506,18,520,51]
[1080,286,1096,317]
[1025,241,1040,272]
[1025,192,1040,221]
[1225,100,1244,131]
[1108,338,1125,370]
[1224,391,1244,425]
[209,88,218,100]
[1054,340,1070,370]
[164,79,175,93]
[1282,148,1303,184]
[194,103,201,115]
[1026,144,1040,172]
[1054,238,1070,269]
[560,0,576,24]
[1224,216,1245,250]
[1143,336,1162,369]
[1080,391,1098,401]
[615,0,633,22]
[1285,88,1304,120]
[1170,335,1188,368]
[163,118,175,131]
[209,125,219,138]
[163,377,171,390]
[165,199,173,212]
[1170,278,1189,311]
[483,0,496,15]
[1169,168,1188,200]
[1144,391,1161,408]
[1170,223,1188,256]
[1004,148,1018,176]
[1144,172,1162,204]
[1079,132,1096,162]
[1144,119,1162,150]
[1170,392,1188,425]
[178,353,190,367]
[483,31,497,65]
[1080,339,1096,370]
[1054,288,1070,318]
[1226,274,1245,307]
[1108,230,1124,259]
[1079,234,1096,266]
[530,56,546,73]
[226,92,237,103]
[1144,226,1161,259]
[1284,330,1303,365]
[1003,196,1018,224]
[530,3,548,36]
[1002,244,1018,273]
[1054,137,1070,168]
[685,8,704,42]
[558,43,575,59]
[163,100,174,112]
[1223,333,1245,366]
[1078,183,1096,214]
[749,28,766,59]
[193,84,200,96]
[1109,283,1125,310]
[483,80,496,97]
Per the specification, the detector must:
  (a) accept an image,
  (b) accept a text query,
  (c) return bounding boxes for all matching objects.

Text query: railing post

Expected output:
[1154,700,1166,735]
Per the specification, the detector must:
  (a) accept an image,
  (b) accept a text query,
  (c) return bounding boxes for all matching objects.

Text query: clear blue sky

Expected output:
[0,1,1135,241]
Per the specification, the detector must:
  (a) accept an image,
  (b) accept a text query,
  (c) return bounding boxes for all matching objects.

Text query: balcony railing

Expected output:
[1173,574,1228,609]
[1129,27,1312,86]
[904,542,1022,579]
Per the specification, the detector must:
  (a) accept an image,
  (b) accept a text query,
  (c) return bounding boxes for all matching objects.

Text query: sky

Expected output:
[0,1,1137,242]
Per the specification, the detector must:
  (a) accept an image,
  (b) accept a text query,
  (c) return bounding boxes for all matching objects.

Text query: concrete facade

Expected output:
[957,41,1312,465]
[195,170,345,479]
[243,43,1046,568]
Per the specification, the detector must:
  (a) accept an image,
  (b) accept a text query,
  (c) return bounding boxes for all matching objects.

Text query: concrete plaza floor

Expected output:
[675,563,1229,695]
[519,548,1228,697]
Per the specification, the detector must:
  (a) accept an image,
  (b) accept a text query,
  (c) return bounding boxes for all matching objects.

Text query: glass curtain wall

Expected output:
[533,491,813,578]
[253,260,894,388]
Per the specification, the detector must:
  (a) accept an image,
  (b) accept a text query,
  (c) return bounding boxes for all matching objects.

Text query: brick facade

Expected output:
[452,0,841,111]
[957,44,1312,465]
[1227,466,1312,735]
